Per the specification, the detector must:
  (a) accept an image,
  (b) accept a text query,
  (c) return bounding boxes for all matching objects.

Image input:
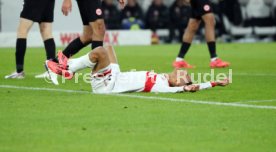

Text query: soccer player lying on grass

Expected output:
[45,46,229,93]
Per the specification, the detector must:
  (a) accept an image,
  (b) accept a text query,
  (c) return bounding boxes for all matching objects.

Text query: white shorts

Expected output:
[91,64,121,94]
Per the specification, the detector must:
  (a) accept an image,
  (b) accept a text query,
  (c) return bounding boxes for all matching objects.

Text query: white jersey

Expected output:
[91,64,184,94]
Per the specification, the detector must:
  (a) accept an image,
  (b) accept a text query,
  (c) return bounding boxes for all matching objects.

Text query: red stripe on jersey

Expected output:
[94,69,112,78]
[143,72,157,92]
[211,82,217,87]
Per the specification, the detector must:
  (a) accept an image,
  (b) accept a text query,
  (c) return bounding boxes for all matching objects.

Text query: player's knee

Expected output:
[187,23,199,34]
[206,19,215,28]
[90,47,107,61]
[17,27,29,38]
[203,14,216,27]
[17,20,33,38]
[41,31,53,40]
[96,47,108,56]
[40,27,52,40]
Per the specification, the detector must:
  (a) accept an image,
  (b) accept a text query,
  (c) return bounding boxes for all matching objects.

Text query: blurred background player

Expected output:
[5,0,56,79]
[121,0,144,30]
[102,0,121,30]
[168,0,191,42]
[172,0,230,69]
[145,0,169,44]
[59,0,127,59]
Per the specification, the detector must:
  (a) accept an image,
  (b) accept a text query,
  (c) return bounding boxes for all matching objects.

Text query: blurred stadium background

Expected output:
[0,0,276,47]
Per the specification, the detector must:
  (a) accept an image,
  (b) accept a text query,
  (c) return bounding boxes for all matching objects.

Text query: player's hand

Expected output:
[215,78,230,86]
[62,0,72,16]
[184,85,200,92]
[118,0,127,9]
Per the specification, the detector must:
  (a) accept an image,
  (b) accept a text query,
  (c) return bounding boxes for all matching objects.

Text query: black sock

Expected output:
[44,38,56,60]
[207,41,217,58]
[92,41,103,50]
[62,38,90,58]
[15,38,27,73]
[177,42,191,59]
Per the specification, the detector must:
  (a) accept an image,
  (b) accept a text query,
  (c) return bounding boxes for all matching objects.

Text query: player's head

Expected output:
[168,68,193,87]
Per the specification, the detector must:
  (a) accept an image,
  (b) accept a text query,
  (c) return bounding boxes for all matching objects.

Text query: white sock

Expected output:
[176,57,184,62]
[211,57,218,62]
[68,53,96,72]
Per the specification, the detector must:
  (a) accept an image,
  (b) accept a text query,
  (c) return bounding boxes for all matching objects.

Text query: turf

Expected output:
[0,43,276,152]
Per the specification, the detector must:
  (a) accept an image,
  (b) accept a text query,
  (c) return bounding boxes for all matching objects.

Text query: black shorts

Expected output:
[77,0,103,25]
[20,0,55,23]
[190,0,213,20]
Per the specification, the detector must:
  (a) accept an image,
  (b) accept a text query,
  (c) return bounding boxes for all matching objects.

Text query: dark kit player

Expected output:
[173,0,230,69]
[57,0,127,63]
[5,0,57,79]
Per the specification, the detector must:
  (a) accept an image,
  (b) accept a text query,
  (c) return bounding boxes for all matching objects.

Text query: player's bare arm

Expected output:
[184,78,230,92]
[184,85,200,92]
[62,0,72,16]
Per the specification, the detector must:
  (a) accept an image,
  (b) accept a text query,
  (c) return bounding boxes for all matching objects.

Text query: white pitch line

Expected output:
[0,85,276,110]
[114,94,276,110]
[238,99,276,104]
[234,73,276,77]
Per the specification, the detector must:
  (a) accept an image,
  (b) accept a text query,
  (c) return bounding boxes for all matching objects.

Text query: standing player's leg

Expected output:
[5,18,33,79]
[81,0,105,50]
[173,19,201,68]
[39,22,56,61]
[16,19,33,73]
[56,0,94,70]
[90,19,105,50]
[35,0,58,79]
[202,13,216,59]
[60,0,105,59]
[62,26,92,58]
[202,13,230,68]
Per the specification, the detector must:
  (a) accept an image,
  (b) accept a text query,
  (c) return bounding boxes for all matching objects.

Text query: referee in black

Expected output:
[57,0,127,60]
[5,0,56,79]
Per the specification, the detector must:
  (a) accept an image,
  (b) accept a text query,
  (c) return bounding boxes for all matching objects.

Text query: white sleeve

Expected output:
[151,85,184,93]
[199,82,213,90]
[150,74,184,93]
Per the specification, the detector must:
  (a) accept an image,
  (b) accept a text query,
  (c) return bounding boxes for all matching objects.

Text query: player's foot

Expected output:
[57,51,68,69]
[34,71,50,79]
[173,60,194,69]
[210,58,230,68]
[45,60,74,80]
[45,60,59,85]
[5,71,25,79]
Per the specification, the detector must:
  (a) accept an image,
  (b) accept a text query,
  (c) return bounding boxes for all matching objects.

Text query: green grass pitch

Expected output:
[0,43,276,152]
